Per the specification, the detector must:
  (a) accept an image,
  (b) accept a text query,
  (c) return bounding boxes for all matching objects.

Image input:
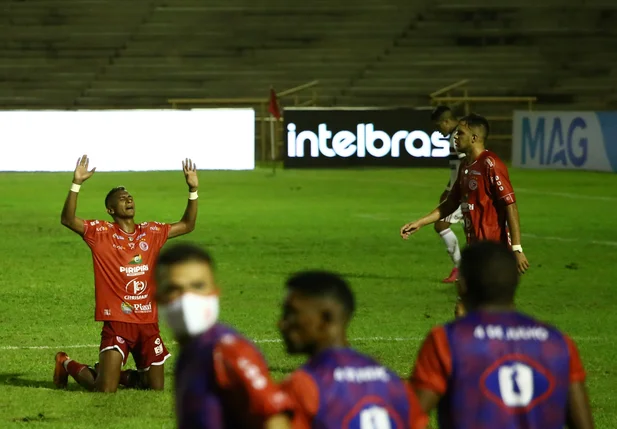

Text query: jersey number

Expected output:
[498,363,534,407]
[359,406,392,429]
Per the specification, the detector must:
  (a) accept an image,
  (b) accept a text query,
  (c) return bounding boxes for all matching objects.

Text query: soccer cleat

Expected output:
[442,267,459,283]
[53,351,70,389]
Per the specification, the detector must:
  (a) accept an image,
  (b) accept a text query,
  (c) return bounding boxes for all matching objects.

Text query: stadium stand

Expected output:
[1,0,615,111]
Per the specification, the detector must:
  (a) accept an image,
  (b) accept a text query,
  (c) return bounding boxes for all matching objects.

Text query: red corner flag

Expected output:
[268,88,281,120]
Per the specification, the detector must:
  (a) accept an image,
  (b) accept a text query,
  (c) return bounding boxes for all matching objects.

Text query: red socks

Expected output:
[66,360,88,377]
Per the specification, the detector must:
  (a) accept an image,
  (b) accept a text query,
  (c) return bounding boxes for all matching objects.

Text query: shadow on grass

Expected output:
[0,372,82,391]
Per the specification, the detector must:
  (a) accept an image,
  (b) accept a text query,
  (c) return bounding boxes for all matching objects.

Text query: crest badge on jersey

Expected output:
[481,355,555,413]
[469,179,478,190]
[139,241,149,251]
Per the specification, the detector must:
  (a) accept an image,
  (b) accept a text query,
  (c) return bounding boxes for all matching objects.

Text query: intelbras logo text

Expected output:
[287,123,449,158]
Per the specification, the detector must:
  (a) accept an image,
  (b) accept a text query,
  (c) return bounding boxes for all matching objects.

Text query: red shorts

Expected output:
[99,321,171,371]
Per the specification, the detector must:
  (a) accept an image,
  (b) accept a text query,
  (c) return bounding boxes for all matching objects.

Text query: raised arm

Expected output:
[169,158,199,239]
[60,155,96,236]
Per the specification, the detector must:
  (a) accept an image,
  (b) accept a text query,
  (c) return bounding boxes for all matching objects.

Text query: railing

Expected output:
[168,80,320,161]
[429,80,537,143]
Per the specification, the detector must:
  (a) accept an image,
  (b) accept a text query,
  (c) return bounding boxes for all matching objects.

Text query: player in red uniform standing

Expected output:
[278,271,428,429]
[154,243,293,429]
[53,154,199,392]
[409,241,594,429]
[401,113,529,273]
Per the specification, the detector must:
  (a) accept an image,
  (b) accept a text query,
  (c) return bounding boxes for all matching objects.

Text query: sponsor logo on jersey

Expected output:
[120,264,149,277]
[461,202,475,211]
[113,234,125,240]
[470,170,482,175]
[124,278,148,300]
[90,220,100,226]
[133,302,152,313]
[469,179,478,190]
[129,254,143,265]
[333,366,391,383]
[121,302,133,314]
[96,226,108,232]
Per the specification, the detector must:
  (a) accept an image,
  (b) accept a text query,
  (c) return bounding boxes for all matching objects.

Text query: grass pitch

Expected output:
[0,167,615,428]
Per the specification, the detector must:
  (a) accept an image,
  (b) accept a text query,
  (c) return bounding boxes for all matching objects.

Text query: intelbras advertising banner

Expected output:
[0,109,255,172]
[512,111,617,173]
[284,107,449,168]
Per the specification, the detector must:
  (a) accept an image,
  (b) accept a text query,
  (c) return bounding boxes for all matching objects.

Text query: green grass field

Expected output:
[1,167,616,428]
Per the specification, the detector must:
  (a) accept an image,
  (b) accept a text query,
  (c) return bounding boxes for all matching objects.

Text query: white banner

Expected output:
[0,109,255,171]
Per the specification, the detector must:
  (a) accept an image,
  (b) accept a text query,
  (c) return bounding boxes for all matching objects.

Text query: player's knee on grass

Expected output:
[94,349,123,393]
[144,365,165,391]
[435,220,450,234]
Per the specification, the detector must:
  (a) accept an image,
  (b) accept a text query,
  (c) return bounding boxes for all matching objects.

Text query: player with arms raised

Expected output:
[155,243,293,429]
[401,114,529,274]
[53,154,199,392]
[410,241,594,429]
[278,271,427,429]
[431,106,465,283]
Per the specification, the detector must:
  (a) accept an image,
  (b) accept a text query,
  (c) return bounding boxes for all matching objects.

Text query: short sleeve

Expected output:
[142,222,172,248]
[564,334,586,384]
[82,219,107,248]
[280,370,319,429]
[213,335,293,419]
[485,156,515,205]
[410,326,452,395]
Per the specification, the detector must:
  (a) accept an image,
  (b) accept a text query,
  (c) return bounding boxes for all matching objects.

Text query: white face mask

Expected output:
[161,292,219,338]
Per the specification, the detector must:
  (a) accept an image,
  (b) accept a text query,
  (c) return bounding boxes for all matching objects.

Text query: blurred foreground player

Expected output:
[431,106,465,283]
[279,271,428,429]
[155,243,293,429]
[410,241,594,429]
[401,114,529,275]
[54,155,199,392]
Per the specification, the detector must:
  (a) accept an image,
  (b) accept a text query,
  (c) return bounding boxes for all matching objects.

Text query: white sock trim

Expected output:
[63,358,72,371]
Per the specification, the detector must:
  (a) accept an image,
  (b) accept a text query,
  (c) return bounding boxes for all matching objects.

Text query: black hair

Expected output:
[460,113,490,139]
[286,271,355,320]
[459,241,519,306]
[431,105,453,122]
[156,243,215,270]
[105,186,127,208]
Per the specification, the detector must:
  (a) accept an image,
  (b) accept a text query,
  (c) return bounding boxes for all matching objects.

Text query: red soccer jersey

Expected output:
[449,150,515,244]
[82,220,171,324]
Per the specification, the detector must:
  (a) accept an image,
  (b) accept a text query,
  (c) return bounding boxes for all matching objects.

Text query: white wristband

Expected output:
[188,191,198,200]
[70,183,81,193]
[511,245,523,253]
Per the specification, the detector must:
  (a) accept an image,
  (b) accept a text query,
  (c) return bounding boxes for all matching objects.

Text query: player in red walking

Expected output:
[53,154,199,392]
[431,106,465,283]
[278,271,428,429]
[401,113,529,275]
[155,243,293,429]
[409,241,594,429]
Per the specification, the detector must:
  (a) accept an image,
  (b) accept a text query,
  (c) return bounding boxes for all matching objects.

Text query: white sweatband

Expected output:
[70,183,81,193]
[511,245,523,253]
[188,191,198,200]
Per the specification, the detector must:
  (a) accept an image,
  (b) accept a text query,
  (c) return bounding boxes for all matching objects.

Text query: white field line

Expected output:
[354,214,617,247]
[0,335,608,351]
[322,176,617,203]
